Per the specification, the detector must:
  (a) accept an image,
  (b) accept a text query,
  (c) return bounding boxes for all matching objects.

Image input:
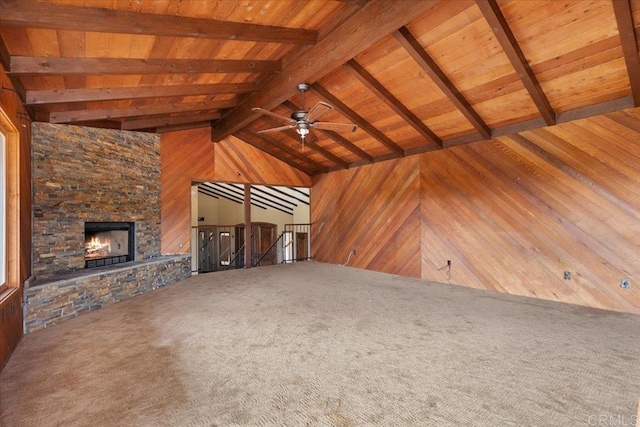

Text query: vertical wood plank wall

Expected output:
[312,108,640,314]
[161,131,310,255]
[161,127,216,254]
[0,65,31,371]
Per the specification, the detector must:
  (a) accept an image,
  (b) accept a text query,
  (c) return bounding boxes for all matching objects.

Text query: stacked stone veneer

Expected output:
[25,255,190,333]
[28,123,191,331]
[32,122,161,278]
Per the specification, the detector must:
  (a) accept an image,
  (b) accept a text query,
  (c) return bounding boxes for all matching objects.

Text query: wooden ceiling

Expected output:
[1,0,639,176]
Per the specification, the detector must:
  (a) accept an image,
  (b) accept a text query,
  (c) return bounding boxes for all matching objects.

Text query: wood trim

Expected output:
[49,100,233,123]
[244,185,251,268]
[121,112,222,131]
[393,26,492,139]
[556,97,635,124]
[8,57,281,76]
[0,107,20,291]
[310,83,405,156]
[26,83,256,105]
[345,59,443,147]
[612,0,640,106]
[476,0,556,125]
[156,121,212,134]
[0,1,317,45]
[210,0,442,141]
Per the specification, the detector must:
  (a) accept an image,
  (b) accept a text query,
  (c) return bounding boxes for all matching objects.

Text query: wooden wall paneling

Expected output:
[311,157,421,278]
[213,135,311,187]
[161,127,215,254]
[463,138,638,311]
[313,107,640,313]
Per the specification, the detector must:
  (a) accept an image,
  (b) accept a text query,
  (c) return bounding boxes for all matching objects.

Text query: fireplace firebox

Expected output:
[84,222,135,268]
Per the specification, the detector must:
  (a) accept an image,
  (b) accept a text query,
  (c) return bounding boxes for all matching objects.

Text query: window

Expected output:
[0,130,5,292]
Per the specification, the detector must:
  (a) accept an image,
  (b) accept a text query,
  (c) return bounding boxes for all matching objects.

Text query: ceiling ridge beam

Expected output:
[393,26,492,139]
[211,0,442,141]
[49,99,235,123]
[476,0,556,125]
[345,59,443,148]
[281,99,373,163]
[25,83,257,105]
[310,83,405,156]
[612,0,640,106]
[8,56,280,76]
[0,1,317,45]
[121,112,222,131]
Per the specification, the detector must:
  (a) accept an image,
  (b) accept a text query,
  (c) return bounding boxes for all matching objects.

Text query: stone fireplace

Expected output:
[84,222,135,268]
[25,123,190,332]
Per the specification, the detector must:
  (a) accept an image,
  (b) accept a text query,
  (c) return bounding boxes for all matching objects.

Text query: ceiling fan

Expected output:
[252,83,358,148]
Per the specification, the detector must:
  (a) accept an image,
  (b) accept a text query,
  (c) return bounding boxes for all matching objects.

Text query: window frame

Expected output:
[0,107,20,297]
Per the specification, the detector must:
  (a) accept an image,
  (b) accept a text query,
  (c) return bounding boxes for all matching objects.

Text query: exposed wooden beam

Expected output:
[232,131,317,176]
[556,96,634,124]
[393,26,492,139]
[210,0,442,141]
[0,1,317,45]
[0,36,27,102]
[282,99,374,162]
[121,112,222,131]
[260,115,350,169]
[8,56,280,76]
[476,0,556,125]
[612,0,640,106]
[49,99,234,123]
[310,83,405,156]
[241,127,329,174]
[156,121,212,134]
[25,83,256,105]
[345,59,443,147]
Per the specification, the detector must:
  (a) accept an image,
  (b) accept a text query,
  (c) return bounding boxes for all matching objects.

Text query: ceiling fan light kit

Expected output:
[252,83,358,148]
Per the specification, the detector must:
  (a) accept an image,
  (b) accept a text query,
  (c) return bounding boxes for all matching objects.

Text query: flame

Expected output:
[85,236,112,259]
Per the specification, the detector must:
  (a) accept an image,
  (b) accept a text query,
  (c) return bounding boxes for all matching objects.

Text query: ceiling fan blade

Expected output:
[256,125,296,134]
[311,121,358,133]
[305,128,319,143]
[252,107,295,123]
[305,101,333,123]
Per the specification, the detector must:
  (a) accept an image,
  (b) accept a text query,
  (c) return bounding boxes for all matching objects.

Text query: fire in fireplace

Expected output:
[84,222,135,268]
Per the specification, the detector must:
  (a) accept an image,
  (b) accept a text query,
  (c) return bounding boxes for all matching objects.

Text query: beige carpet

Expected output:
[1,262,639,426]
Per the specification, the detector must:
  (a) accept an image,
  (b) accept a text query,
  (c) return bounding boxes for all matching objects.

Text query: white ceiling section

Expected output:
[198,183,309,215]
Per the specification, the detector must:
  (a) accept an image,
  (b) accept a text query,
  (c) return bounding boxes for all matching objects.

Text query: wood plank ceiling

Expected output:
[1,0,639,176]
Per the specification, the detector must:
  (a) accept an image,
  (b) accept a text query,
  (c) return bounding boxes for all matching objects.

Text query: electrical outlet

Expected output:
[352,249,357,255]
[447,260,451,267]
[564,271,571,280]
[621,278,630,289]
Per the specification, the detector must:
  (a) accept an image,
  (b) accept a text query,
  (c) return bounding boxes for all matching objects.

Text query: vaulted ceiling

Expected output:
[1,0,639,176]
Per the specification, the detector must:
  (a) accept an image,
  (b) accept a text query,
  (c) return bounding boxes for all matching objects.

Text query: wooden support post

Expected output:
[244,184,251,268]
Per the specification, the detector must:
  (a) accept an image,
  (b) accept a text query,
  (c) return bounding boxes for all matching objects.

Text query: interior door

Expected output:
[296,232,309,261]
[259,225,276,265]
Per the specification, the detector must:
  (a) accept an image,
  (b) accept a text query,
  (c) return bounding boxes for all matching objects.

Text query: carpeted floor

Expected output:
[1,262,639,426]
